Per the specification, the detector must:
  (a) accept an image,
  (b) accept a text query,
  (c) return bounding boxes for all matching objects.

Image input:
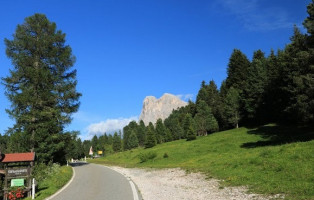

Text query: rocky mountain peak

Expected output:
[139,93,188,125]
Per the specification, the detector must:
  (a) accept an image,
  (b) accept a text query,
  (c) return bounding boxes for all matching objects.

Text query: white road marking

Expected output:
[129,179,139,200]
[101,165,140,200]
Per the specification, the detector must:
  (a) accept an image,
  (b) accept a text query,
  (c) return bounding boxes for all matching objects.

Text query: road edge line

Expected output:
[128,178,139,200]
[45,165,76,200]
[99,165,140,200]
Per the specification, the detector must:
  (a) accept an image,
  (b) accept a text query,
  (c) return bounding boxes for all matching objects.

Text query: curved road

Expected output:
[49,162,141,200]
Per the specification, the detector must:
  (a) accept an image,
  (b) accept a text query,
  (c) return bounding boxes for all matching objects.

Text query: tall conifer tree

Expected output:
[226,49,250,90]
[112,132,122,152]
[183,113,195,138]
[194,100,218,136]
[303,0,314,123]
[280,27,312,123]
[155,119,167,144]
[123,121,138,150]
[3,14,81,163]
[243,50,267,123]
[137,120,146,146]
[264,50,282,122]
[224,87,241,128]
[127,131,139,149]
[145,122,157,148]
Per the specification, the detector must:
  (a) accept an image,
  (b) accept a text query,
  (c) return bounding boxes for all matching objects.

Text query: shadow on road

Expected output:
[70,161,89,167]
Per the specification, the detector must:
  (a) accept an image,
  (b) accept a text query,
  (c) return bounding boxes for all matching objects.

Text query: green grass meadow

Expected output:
[90,125,314,200]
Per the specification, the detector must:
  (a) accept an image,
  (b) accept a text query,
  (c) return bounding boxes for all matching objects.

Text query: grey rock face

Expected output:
[139,93,188,125]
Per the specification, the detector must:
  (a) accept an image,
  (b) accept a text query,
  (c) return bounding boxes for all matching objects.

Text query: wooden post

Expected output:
[28,165,31,197]
[32,178,35,199]
[4,164,7,200]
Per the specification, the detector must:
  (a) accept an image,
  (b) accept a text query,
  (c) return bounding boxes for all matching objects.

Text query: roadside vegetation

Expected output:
[90,124,314,200]
[24,164,73,200]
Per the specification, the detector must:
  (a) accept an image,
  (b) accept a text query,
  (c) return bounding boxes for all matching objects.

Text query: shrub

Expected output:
[33,162,61,182]
[138,152,157,163]
[163,153,169,158]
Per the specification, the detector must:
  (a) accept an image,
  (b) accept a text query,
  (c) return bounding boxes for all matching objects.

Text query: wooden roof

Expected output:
[0,152,35,163]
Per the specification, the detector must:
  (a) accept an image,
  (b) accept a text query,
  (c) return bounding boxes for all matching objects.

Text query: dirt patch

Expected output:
[109,166,281,200]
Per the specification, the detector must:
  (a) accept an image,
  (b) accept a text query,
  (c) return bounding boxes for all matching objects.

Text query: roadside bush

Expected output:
[138,152,157,163]
[33,163,61,182]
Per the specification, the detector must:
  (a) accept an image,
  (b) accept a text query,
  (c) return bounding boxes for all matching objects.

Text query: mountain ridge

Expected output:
[139,93,187,125]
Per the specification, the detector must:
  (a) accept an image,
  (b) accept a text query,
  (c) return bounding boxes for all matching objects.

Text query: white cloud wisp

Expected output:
[176,94,194,101]
[86,116,138,139]
[215,0,294,31]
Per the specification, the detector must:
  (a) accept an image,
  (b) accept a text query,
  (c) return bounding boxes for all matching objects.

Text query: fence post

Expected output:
[32,178,35,199]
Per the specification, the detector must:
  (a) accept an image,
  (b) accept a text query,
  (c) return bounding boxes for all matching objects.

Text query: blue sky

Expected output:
[0,0,311,140]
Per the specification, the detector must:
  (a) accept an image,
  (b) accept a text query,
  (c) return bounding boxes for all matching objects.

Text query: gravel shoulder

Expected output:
[109,166,280,200]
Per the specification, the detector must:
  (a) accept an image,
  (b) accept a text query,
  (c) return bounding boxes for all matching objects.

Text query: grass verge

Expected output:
[89,124,314,200]
[24,164,73,200]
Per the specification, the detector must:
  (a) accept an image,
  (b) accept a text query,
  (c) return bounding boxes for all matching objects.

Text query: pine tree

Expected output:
[207,80,223,128]
[280,27,313,123]
[219,80,229,130]
[76,138,84,158]
[220,80,228,97]
[224,87,241,128]
[122,125,130,150]
[264,49,282,122]
[137,120,146,146]
[304,0,314,38]
[107,134,113,145]
[196,81,209,105]
[165,114,184,140]
[91,135,99,152]
[127,131,139,149]
[0,134,9,154]
[194,100,218,136]
[145,122,157,148]
[98,134,107,154]
[123,121,138,150]
[3,14,81,163]
[303,0,314,123]
[155,119,167,144]
[226,49,250,90]
[225,49,250,126]
[82,140,92,157]
[186,100,197,117]
[164,128,173,142]
[173,119,184,140]
[64,131,81,160]
[112,132,122,152]
[242,50,267,124]
[186,125,196,141]
[183,113,195,138]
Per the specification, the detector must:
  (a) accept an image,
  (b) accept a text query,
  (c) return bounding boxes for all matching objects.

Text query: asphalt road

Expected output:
[49,162,140,200]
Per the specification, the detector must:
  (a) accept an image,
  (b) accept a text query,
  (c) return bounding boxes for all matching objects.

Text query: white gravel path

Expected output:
[109,166,282,200]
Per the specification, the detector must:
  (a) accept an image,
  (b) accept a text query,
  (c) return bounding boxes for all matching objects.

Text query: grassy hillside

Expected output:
[90,124,314,200]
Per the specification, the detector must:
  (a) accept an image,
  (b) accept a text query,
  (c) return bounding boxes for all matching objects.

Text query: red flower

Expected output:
[7,188,24,200]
